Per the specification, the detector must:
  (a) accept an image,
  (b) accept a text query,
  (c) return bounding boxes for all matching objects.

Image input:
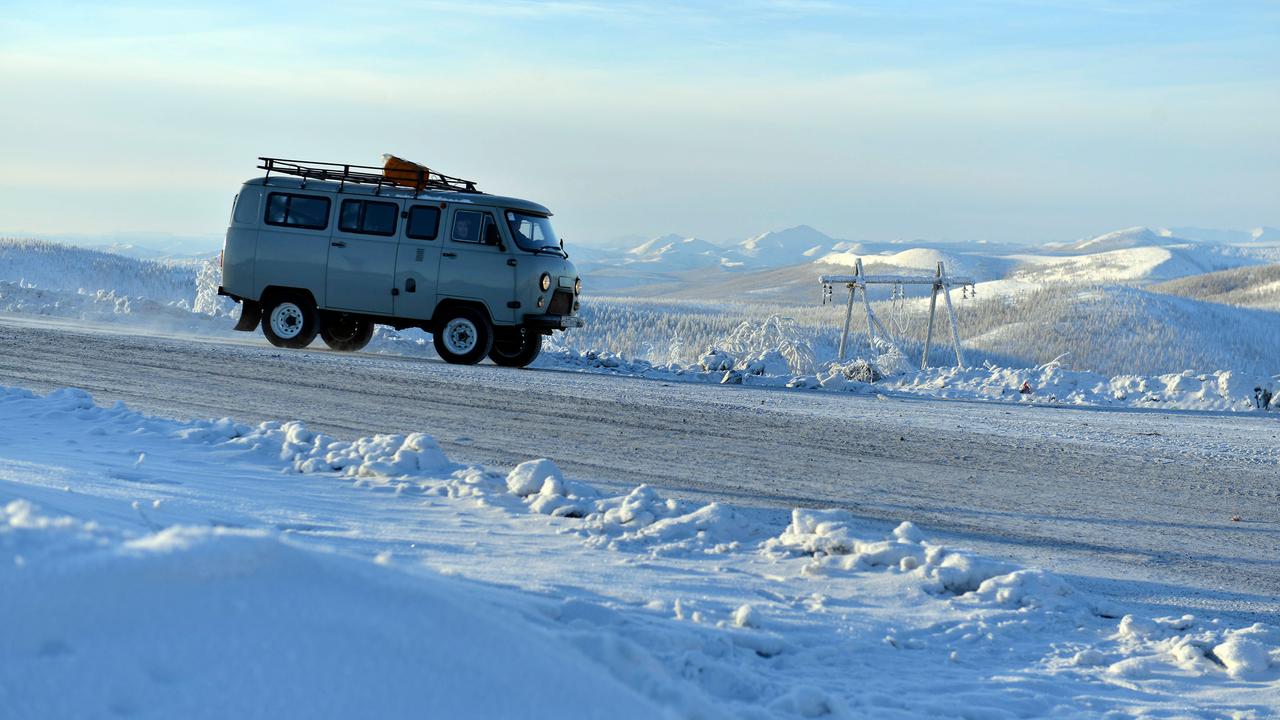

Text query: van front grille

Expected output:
[547,290,573,315]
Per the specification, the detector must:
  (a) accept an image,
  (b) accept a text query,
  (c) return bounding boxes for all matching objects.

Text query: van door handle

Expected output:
[442,252,457,258]
[331,241,347,248]
[507,259,517,267]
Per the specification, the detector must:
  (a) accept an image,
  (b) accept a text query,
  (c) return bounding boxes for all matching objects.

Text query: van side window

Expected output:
[451,210,483,243]
[406,206,441,240]
[338,199,398,236]
[265,193,331,230]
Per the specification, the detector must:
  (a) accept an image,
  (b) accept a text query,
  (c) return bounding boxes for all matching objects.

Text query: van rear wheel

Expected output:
[320,312,374,352]
[488,328,542,368]
[261,293,319,349]
[432,307,492,365]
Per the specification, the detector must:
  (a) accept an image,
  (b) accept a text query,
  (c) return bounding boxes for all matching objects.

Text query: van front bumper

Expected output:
[526,315,584,330]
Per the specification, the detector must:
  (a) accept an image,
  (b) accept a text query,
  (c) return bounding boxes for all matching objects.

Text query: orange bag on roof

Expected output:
[382,154,430,191]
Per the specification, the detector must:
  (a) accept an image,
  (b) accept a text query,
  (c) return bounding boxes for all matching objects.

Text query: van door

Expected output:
[392,203,444,321]
[325,198,402,314]
[439,208,516,324]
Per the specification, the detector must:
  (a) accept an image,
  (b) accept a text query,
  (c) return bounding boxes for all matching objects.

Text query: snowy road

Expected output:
[2,315,1277,621]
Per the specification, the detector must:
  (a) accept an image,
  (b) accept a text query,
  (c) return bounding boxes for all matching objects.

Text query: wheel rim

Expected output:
[270,303,305,339]
[443,318,478,355]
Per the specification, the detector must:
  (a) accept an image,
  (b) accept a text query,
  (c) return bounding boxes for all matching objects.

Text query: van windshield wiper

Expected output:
[532,246,565,257]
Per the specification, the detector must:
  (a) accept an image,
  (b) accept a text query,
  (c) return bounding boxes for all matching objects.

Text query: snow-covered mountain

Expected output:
[727,225,839,267]
[576,224,1280,301]
[624,234,723,270]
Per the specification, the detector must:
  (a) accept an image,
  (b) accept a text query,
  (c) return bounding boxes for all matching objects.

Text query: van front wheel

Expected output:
[488,328,542,368]
[320,312,374,352]
[262,293,319,349]
[432,308,492,365]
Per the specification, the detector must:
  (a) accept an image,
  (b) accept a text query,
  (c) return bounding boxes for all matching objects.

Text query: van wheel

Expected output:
[261,293,319,349]
[320,313,374,352]
[432,308,492,365]
[488,328,542,368]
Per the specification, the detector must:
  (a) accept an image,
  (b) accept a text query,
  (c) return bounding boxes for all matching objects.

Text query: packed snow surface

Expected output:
[2,385,1278,718]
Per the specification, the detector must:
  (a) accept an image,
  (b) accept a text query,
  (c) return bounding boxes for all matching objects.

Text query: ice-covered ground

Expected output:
[3,385,1278,718]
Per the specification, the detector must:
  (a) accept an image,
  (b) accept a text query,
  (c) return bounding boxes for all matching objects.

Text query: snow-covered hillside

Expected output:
[1151,264,1280,311]
[2,385,1277,717]
[819,247,1015,282]
[553,277,1280,379]
[1001,244,1265,287]
[1061,226,1188,253]
[0,239,200,304]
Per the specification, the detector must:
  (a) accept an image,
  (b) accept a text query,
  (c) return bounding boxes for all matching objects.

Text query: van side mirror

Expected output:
[484,223,503,248]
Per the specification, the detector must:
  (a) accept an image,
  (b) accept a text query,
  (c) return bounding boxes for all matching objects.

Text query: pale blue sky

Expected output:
[1,0,1276,247]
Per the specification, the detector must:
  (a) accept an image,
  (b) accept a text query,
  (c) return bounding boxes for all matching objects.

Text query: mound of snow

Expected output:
[1,504,664,719]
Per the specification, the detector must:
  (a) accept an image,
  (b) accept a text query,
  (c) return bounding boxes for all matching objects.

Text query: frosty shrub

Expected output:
[837,359,882,383]
[192,257,237,316]
[714,316,817,375]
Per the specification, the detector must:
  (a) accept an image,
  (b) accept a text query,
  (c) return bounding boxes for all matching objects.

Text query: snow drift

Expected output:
[1,385,1277,717]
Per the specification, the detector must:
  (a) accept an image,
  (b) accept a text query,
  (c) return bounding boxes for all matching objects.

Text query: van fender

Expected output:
[430,299,493,329]
[234,299,263,332]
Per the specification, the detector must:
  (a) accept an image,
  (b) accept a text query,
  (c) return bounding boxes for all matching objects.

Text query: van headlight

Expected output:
[574,277,581,295]
[540,273,551,292]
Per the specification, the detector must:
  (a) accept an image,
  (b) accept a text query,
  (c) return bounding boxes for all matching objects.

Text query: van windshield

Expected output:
[505,211,564,256]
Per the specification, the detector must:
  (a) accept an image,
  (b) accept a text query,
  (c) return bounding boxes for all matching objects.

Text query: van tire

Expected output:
[320,313,374,352]
[488,328,542,368]
[261,293,319,349]
[432,307,492,365]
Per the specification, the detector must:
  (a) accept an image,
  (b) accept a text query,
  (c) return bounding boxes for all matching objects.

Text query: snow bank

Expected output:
[540,333,1274,412]
[2,385,1278,717]
[880,361,1268,413]
[0,280,232,334]
[0,502,666,719]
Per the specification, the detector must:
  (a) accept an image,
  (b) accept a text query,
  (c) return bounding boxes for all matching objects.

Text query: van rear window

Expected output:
[339,199,399,236]
[265,193,330,230]
[406,206,441,240]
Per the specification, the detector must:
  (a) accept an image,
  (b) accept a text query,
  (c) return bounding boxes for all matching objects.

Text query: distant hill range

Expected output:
[575,225,1280,303]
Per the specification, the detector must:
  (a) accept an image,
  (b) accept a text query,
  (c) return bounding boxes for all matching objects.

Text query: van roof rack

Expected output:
[258,157,481,194]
